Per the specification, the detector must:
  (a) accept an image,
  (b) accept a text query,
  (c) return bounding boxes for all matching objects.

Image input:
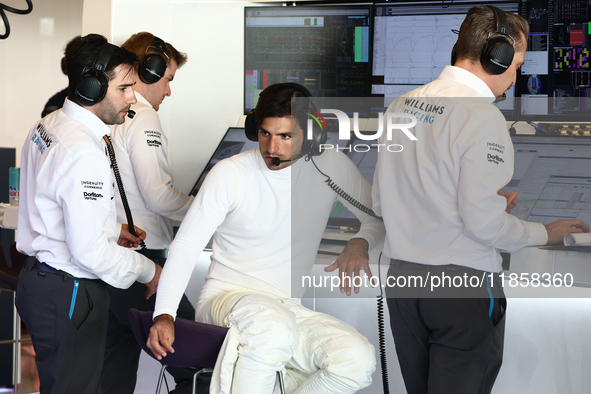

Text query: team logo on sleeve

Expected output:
[81,181,105,200]
[31,124,53,154]
[144,130,162,148]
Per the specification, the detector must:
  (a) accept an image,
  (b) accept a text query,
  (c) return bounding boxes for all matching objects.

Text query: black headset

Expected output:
[451,6,515,75]
[76,43,116,107]
[244,83,327,158]
[139,36,168,84]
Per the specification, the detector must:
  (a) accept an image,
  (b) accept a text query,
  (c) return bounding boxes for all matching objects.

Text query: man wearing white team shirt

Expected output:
[16,34,161,394]
[102,32,196,394]
[372,6,589,394]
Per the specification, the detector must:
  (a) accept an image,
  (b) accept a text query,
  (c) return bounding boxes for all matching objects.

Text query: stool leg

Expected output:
[192,368,212,394]
[12,291,19,392]
[155,365,168,394]
[276,370,285,394]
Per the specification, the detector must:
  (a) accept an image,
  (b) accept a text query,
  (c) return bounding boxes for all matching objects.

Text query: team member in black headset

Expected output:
[373,6,589,394]
[148,83,384,393]
[16,34,162,394]
[100,32,197,394]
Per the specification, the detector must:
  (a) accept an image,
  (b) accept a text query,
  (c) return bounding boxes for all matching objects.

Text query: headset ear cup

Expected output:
[482,36,514,75]
[302,118,328,157]
[139,53,167,84]
[245,110,258,141]
[76,70,109,107]
[311,128,328,156]
[451,43,457,66]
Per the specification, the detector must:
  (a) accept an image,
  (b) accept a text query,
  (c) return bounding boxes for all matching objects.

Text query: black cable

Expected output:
[376,251,390,394]
[103,135,147,250]
[309,156,383,221]
[441,0,453,9]
[508,120,518,136]
[309,155,389,393]
[0,1,33,40]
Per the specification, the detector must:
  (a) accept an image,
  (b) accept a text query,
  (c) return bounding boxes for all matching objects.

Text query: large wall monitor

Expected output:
[518,0,591,120]
[508,135,591,225]
[373,1,519,118]
[244,5,373,113]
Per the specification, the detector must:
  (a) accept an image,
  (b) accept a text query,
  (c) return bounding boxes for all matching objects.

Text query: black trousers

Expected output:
[100,255,196,394]
[386,260,506,394]
[16,265,109,394]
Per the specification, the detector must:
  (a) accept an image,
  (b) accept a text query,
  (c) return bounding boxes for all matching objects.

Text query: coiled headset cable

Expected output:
[103,135,147,251]
[309,156,389,393]
[0,1,33,40]
[309,156,383,221]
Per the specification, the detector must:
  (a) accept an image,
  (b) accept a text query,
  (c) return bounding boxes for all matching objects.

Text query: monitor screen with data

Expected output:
[244,5,373,113]
[518,0,591,120]
[372,1,519,118]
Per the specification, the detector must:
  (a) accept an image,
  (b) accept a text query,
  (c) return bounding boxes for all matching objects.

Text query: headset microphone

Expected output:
[271,153,307,167]
[127,109,136,119]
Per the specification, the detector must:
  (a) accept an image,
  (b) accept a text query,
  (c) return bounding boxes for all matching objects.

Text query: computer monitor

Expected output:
[508,134,591,225]
[372,1,519,119]
[518,0,591,120]
[189,128,259,196]
[328,131,591,228]
[244,5,373,113]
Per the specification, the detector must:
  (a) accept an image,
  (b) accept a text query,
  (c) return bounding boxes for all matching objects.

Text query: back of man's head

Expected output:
[455,6,529,66]
[65,34,137,106]
[122,32,188,74]
[254,83,312,131]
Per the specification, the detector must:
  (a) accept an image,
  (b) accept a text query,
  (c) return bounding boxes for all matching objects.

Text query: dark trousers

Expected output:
[100,255,196,394]
[16,265,109,394]
[386,260,506,394]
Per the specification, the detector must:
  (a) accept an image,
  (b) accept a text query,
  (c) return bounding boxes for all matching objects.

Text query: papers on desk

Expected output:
[564,233,591,249]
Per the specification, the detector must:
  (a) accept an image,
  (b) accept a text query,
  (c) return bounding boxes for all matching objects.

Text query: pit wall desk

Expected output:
[163,240,591,394]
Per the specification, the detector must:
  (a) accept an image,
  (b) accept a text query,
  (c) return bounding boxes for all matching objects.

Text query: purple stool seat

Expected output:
[128,308,228,394]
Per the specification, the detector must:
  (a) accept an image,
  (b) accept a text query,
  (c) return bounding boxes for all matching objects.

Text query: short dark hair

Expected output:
[456,6,530,63]
[121,32,188,71]
[254,83,312,130]
[65,34,137,103]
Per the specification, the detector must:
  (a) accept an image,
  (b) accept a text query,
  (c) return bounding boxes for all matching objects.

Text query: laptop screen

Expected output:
[189,127,259,196]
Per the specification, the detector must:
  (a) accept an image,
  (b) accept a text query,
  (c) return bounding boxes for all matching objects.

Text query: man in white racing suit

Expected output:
[148,83,385,393]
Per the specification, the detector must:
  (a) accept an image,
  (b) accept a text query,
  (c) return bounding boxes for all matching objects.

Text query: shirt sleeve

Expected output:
[53,149,155,288]
[125,109,193,221]
[331,152,385,250]
[154,159,240,320]
[457,112,548,251]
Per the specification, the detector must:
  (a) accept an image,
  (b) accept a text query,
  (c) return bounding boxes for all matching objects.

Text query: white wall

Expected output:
[0,0,84,167]
[105,0,251,194]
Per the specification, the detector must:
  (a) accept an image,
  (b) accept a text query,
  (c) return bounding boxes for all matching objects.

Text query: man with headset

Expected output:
[100,32,196,394]
[147,83,384,393]
[16,34,161,394]
[373,6,589,394]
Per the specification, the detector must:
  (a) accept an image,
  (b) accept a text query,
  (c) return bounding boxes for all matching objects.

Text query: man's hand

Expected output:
[147,314,175,361]
[324,238,372,296]
[144,263,162,299]
[545,218,590,245]
[497,189,516,213]
[118,224,147,248]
